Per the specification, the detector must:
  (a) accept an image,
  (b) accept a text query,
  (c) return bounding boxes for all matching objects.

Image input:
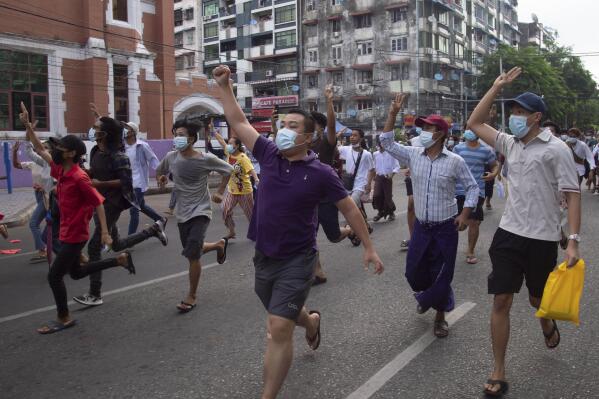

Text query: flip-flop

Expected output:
[345,225,361,247]
[306,310,321,350]
[217,238,229,264]
[543,319,560,349]
[123,251,136,275]
[466,256,479,265]
[177,301,196,313]
[0,225,8,239]
[434,320,449,338]
[37,319,77,335]
[312,276,328,286]
[30,254,47,264]
[483,379,509,397]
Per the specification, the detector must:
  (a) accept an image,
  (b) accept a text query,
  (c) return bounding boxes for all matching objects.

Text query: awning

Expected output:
[248,76,298,85]
[350,10,372,16]
[352,95,372,100]
[384,59,411,65]
[327,14,343,21]
[385,1,409,9]
[325,66,344,72]
[247,50,297,61]
[351,63,375,70]
[302,19,318,25]
[302,69,320,75]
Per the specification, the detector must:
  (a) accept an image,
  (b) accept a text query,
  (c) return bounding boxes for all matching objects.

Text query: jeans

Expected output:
[49,241,120,318]
[30,191,46,251]
[88,204,153,297]
[169,190,177,209]
[128,188,163,235]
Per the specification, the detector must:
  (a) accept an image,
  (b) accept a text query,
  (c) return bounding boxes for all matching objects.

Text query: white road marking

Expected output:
[0,262,219,324]
[345,302,477,399]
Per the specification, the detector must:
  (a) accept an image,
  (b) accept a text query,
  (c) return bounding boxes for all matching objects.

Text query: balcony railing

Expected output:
[250,19,274,35]
[249,43,275,58]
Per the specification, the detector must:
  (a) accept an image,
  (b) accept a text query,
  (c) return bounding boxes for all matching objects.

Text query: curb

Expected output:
[3,203,36,228]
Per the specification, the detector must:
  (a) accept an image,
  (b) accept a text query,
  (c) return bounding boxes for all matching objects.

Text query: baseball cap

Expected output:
[48,135,87,157]
[125,122,139,134]
[415,114,449,134]
[506,92,547,114]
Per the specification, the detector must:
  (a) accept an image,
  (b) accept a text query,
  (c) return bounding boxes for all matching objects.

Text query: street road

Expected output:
[0,180,597,399]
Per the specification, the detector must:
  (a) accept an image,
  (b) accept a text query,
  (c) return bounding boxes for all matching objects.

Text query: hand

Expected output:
[565,241,580,268]
[390,93,409,114]
[493,66,522,88]
[212,65,232,87]
[19,101,30,126]
[363,247,384,275]
[482,172,495,182]
[271,108,279,120]
[454,213,468,231]
[91,179,101,188]
[404,169,411,177]
[157,175,168,189]
[324,84,334,101]
[101,231,113,247]
[89,102,100,118]
[211,192,223,204]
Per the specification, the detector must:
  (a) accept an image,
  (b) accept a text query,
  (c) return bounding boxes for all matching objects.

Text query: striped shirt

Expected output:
[453,142,496,197]
[380,131,479,222]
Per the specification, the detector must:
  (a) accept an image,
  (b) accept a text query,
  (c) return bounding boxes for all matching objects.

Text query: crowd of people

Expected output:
[1,64,588,399]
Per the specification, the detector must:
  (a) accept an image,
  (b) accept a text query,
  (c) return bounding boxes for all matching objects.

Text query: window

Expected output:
[276,57,297,74]
[356,70,372,83]
[391,64,409,80]
[419,31,433,48]
[354,14,372,29]
[487,14,495,29]
[306,0,316,11]
[331,0,341,5]
[204,1,218,16]
[174,9,183,26]
[438,12,449,26]
[332,45,342,61]
[185,53,195,69]
[174,32,183,48]
[204,22,218,39]
[275,30,296,48]
[275,5,295,24]
[453,17,463,33]
[308,75,318,88]
[390,8,407,23]
[419,61,433,79]
[113,0,127,22]
[185,29,195,45]
[332,71,343,85]
[330,19,341,33]
[185,8,194,21]
[308,102,318,112]
[205,44,219,61]
[175,56,184,71]
[308,49,318,63]
[357,100,372,110]
[474,29,484,44]
[475,5,485,22]
[391,37,408,52]
[0,49,48,130]
[437,35,449,54]
[113,64,129,122]
[333,101,342,113]
[357,41,373,56]
[454,42,464,59]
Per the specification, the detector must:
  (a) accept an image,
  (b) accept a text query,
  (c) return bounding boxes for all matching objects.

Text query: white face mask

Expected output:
[447,140,455,147]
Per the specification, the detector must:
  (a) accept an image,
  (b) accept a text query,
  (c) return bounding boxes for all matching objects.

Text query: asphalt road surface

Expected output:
[0,179,597,399]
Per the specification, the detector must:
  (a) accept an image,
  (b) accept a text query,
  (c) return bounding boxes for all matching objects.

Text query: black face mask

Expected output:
[51,149,64,164]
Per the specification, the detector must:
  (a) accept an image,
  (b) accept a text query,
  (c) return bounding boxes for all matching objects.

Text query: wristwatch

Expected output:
[568,234,581,243]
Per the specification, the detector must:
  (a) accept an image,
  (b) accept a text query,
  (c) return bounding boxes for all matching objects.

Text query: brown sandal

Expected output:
[433,320,449,338]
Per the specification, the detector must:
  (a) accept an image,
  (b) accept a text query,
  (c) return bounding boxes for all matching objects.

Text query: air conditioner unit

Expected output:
[358,84,367,90]
[333,32,340,38]
[333,59,340,65]
[265,70,274,77]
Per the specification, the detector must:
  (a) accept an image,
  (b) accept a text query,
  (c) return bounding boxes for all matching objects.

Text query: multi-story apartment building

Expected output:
[299,0,519,135]
[519,17,555,49]
[174,0,202,75]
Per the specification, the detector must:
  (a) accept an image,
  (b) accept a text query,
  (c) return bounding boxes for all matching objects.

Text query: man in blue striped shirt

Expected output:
[453,130,499,264]
[380,94,479,338]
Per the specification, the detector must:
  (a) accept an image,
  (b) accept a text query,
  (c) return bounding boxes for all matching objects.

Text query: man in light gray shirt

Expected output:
[156,119,233,313]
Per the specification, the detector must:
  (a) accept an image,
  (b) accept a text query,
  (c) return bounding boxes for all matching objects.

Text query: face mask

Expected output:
[226,144,235,154]
[88,128,96,142]
[560,134,569,141]
[173,136,190,151]
[464,130,477,142]
[51,149,64,164]
[420,130,437,149]
[566,137,577,144]
[275,128,299,151]
[447,140,455,147]
[509,115,530,139]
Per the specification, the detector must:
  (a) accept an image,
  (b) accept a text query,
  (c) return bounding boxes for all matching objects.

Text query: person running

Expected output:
[12,140,53,263]
[213,64,384,399]
[123,122,166,235]
[156,118,233,313]
[380,93,479,338]
[372,136,400,221]
[213,129,258,240]
[339,129,375,230]
[565,128,595,186]
[468,68,581,397]
[453,129,499,264]
[73,114,168,307]
[483,105,500,211]
[18,103,136,334]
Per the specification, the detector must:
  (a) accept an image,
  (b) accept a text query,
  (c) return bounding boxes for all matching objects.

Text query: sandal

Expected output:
[37,319,77,335]
[305,310,321,350]
[312,275,327,286]
[177,301,196,313]
[466,255,479,265]
[29,254,47,264]
[0,224,8,239]
[433,320,449,338]
[346,225,361,247]
[483,379,509,397]
[543,319,560,349]
[217,238,229,264]
[123,251,136,275]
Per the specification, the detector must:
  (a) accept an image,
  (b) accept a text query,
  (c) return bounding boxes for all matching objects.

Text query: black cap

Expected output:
[505,92,547,114]
[542,120,560,131]
[49,135,87,157]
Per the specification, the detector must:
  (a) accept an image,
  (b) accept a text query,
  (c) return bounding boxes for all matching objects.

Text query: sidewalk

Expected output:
[0,188,37,228]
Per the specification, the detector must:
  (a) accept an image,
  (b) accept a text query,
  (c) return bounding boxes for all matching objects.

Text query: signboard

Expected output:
[252,95,299,109]
[403,114,415,127]
[252,108,274,117]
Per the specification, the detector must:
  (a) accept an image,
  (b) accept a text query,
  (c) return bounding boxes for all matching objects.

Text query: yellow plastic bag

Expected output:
[536,259,585,326]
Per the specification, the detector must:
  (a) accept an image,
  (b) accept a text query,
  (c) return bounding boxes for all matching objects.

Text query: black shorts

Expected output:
[405,177,413,197]
[254,249,317,321]
[178,216,210,261]
[488,228,558,298]
[456,195,485,221]
[318,201,341,242]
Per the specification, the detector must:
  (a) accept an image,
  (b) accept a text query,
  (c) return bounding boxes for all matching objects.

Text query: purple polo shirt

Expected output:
[248,136,348,259]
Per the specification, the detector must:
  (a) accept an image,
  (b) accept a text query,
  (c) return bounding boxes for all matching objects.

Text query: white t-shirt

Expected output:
[338,146,374,193]
[125,143,142,189]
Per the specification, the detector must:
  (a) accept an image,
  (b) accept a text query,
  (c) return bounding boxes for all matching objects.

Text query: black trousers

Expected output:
[372,175,396,215]
[88,203,152,297]
[49,241,120,318]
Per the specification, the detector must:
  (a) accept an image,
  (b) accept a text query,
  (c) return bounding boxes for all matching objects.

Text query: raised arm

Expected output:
[12,141,22,169]
[271,108,279,137]
[19,102,52,165]
[24,141,47,167]
[468,67,522,147]
[213,65,260,151]
[325,85,337,146]
[384,93,408,132]
[214,131,227,149]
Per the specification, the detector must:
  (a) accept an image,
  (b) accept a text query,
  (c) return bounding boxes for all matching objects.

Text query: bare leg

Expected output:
[467,221,481,257]
[262,314,296,399]
[314,256,326,280]
[182,259,201,305]
[485,294,513,394]
[202,239,225,254]
[529,295,560,346]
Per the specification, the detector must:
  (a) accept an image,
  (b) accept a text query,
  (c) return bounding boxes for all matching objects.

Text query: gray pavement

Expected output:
[0,180,597,399]
[0,188,36,227]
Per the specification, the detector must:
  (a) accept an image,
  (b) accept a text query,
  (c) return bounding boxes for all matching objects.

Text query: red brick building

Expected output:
[0,0,222,139]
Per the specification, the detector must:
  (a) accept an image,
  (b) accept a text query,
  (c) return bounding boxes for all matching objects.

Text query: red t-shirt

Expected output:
[51,162,104,243]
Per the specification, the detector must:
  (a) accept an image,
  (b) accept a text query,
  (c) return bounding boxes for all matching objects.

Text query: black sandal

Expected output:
[433,320,449,338]
[543,319,560,349]
[483,379,509,397]
[177,301,196,313]
[123,251,136,275]
[306,310,321,350]
[217,238,229,264]
[346,225,361,247]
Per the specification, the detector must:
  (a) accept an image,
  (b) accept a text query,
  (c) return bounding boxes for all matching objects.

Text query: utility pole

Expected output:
[499,56,506,131]
[460,70,465,126]
[415,0,420,116]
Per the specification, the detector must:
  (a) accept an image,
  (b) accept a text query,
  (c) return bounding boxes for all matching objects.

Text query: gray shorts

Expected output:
[178,216,209,261]
[253,248,317,321]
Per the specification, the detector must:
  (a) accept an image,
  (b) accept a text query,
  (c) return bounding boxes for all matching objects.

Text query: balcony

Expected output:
[390,80,414,93]
[219,27,237,41]
[356,54,375,65]
[250,19,274,35]
[304,88,320,100]
[219,51,237,63]
[354,27,374,41]
[219,5,236,18]
[474,41,488,54]
[252,0,272,10]
[249,43,275,58]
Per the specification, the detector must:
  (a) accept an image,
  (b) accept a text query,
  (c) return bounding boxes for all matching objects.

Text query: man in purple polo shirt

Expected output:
[213,65,384,399]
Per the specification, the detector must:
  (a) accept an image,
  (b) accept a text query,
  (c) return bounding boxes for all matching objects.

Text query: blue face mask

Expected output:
[173,136,190,151]
[88,127,96,142]
[275,128,299,151]
[464,130,477,141]
[509,115,530,139]
[226,144,235,154]
[560,134,569,141]
[419,130,436,149]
